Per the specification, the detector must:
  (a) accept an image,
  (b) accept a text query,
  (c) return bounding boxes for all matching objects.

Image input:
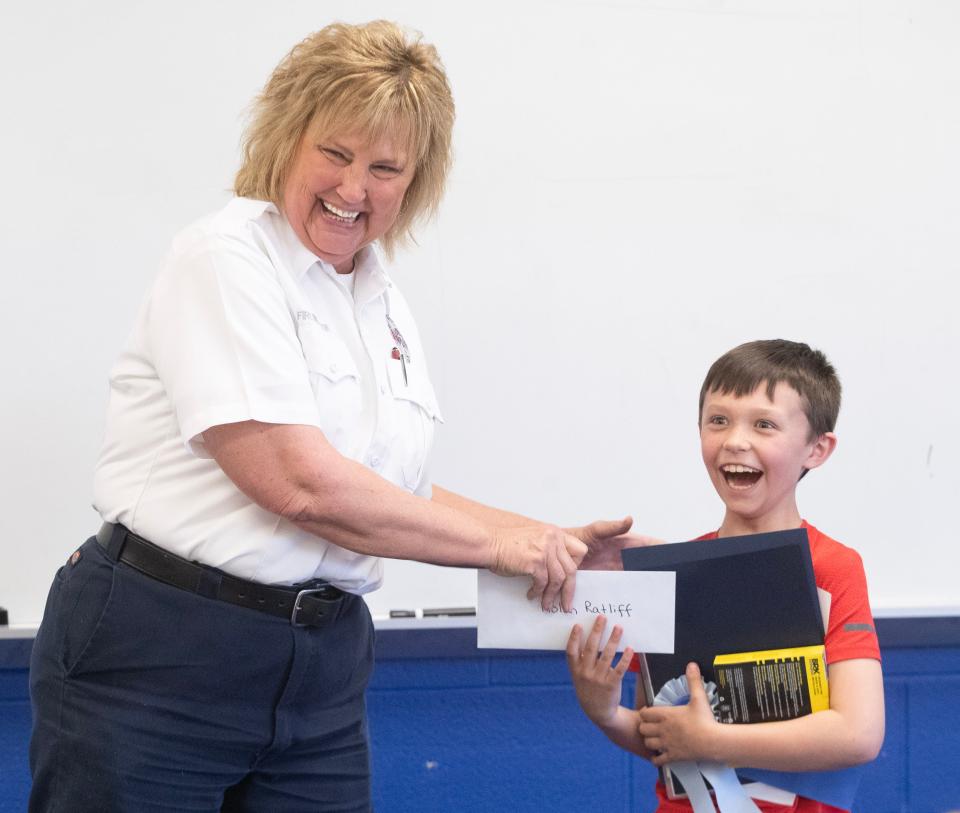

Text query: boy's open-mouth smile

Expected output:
[721,464,763,489]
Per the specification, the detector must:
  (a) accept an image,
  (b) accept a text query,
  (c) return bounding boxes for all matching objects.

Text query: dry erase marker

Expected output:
[389,610,416,618]
[422,607,476,617]
[388,608,476,618]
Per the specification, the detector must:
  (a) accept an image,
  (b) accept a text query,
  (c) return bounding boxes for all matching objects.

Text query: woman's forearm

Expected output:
[201,420,587,613]
[292,462,499,567]
[431,485,542,528]
[205,420,499,567]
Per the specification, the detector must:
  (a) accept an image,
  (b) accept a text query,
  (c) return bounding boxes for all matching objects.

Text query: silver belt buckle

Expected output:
[292,587,332,627]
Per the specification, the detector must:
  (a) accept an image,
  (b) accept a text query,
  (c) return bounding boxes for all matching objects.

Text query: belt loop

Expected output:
[196,567,223,600]
[104,523,128,561]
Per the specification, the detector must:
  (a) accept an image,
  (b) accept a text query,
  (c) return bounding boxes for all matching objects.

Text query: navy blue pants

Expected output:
[29,537,374,812]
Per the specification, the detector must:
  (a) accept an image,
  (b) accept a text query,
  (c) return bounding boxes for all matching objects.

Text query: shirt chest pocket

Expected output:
[384,355,443,490]
[296,320,362,445]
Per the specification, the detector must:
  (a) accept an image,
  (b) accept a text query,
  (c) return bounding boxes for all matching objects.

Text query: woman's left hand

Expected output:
[568,517,665,570]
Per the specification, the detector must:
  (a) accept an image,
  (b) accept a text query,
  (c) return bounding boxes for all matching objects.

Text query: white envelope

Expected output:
[477,570,676,652]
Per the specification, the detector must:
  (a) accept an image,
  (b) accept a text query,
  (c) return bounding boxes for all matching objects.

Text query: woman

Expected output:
[28,20,636,813]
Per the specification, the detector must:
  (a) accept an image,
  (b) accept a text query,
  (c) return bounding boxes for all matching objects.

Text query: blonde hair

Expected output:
[234,20,455,256]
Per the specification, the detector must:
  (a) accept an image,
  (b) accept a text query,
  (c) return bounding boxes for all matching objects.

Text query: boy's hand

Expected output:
[566,615,635,727]
[569,516,665,571]
[638,662,719,766]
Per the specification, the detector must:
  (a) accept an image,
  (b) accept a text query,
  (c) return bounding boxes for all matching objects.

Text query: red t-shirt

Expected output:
[640,521,881,813]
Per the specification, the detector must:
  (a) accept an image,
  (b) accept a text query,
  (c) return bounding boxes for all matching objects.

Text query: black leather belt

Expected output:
[95,523,345,627]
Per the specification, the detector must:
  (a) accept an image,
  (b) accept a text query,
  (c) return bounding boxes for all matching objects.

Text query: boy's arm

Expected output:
[566,616,654,759]
[631,658,656,760]
[638,658,885,771]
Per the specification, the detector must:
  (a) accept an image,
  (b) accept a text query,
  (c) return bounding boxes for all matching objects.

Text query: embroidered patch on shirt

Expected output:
[296,310,321,324]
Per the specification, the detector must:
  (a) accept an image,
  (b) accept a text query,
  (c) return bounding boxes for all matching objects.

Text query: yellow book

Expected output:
[713,645,829,724]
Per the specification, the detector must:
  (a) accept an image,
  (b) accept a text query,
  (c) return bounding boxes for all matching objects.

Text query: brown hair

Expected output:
[698,339,841,439]
[234,20,455,256]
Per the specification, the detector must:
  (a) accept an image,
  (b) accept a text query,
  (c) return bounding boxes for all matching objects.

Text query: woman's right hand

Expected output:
[489,525,587,611]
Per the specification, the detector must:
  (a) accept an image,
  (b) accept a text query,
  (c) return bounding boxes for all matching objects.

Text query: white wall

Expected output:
[2,0,958,625]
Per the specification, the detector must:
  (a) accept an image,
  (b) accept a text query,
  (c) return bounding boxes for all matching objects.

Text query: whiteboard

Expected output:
[2,0,958,626]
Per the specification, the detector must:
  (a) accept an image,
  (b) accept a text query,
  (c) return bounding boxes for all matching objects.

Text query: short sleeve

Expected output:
[145,234,323,455]
[819,547,881,664]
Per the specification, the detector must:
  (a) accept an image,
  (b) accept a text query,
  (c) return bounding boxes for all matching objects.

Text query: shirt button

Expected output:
[369,456,381,468]
[329,363,338,373]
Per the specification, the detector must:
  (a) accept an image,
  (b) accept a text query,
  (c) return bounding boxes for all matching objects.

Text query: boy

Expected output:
[566,339,884,813]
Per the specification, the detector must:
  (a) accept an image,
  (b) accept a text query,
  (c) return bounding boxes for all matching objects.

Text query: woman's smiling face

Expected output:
[282,129,415,273]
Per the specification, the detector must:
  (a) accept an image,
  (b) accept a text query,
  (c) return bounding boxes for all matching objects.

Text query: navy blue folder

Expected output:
[622,528,860,807]
[622,528,824,694]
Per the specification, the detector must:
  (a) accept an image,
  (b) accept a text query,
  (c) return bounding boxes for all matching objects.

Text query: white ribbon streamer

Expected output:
[668,761,718,811]
[653,676,761,813]
[701,762,763,813]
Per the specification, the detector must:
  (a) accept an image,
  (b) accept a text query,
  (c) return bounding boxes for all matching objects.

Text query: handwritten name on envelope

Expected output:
[477,570,676,652]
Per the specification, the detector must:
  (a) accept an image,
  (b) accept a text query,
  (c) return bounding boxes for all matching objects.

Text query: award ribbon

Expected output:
[652,675,761,813]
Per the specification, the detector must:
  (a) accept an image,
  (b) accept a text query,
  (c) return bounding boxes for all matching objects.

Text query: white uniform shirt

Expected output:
[92,197,442,593]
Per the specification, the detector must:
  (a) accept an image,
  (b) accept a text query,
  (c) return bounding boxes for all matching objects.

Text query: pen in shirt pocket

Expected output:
[391,346,408,386]
[386,313,410,386]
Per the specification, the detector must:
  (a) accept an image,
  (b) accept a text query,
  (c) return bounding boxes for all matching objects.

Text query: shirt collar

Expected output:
[309,243,391,306]
[264,206,326,280]
[350,244,391,305]
[262,204,391,302]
